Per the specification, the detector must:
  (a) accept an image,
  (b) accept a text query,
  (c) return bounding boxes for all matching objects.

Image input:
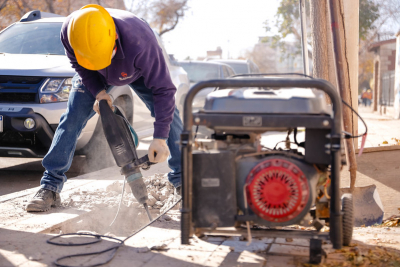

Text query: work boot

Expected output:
[174,186,182,209]
[26,188,61,212]
[175,186,181,197]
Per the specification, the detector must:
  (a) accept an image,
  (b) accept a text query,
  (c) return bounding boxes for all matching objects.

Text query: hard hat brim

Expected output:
[75,50,113,71]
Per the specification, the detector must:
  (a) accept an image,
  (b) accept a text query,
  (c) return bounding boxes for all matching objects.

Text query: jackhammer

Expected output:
[98,100,154,221]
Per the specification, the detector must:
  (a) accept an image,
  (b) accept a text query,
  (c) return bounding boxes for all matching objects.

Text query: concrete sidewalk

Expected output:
[339,106,400,219]
[357,106,400,148]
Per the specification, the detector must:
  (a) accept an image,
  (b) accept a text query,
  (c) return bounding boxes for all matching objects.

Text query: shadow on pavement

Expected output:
[0,156,90,196]
[0,227,206,267]
[3,226,400,266]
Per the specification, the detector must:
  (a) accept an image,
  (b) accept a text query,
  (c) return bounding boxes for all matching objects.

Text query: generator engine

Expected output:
[192,137,324,228]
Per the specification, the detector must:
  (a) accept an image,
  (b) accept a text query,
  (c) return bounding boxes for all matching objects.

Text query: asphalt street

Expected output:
[0,135,171,196]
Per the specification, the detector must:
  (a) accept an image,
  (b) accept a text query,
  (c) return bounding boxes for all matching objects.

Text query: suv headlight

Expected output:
[39,78,72,103]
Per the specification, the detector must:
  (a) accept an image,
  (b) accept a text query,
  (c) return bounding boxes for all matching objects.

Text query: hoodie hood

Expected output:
[0,53,74,77]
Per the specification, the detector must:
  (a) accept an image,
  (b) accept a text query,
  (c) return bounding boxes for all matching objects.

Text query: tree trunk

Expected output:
[44,0,55,14]
[311,0,329,80]
[310,0,336,102]
[373,60,379,111]
[326,3,338,90]
[112,0,126,10]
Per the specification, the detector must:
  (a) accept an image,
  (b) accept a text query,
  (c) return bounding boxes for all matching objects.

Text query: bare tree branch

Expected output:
[131,0,188,36]
[159,10,180,36]
[0,0,8,13]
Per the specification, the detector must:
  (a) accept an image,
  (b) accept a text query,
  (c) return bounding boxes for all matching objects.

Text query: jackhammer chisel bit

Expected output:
[143,203,153,221]
[126,171,152,221]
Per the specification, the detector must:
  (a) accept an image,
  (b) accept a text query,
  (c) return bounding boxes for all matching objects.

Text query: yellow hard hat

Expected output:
[67,4,116,70]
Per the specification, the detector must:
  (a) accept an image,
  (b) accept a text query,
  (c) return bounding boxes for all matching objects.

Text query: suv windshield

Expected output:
[180,63,220,83]
[0,22,65,55]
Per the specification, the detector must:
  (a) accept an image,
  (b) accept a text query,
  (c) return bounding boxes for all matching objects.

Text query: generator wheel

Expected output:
[342,193,354,246]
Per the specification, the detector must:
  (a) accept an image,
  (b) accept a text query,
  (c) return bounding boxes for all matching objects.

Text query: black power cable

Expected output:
[293,128,305,148]
[291,99,367,142]
[341,99,368,138]
[47,198,182,267]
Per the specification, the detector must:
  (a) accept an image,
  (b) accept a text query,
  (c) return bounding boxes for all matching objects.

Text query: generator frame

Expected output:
[180,78,343,254]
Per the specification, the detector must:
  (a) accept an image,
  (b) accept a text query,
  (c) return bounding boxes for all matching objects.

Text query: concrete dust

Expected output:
[81,129,116,173]
[45,173,180,237]
[0,171,179,237]
[61,173,178,212]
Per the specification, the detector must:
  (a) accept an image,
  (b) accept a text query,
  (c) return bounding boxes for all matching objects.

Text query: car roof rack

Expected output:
[20,10,63,22]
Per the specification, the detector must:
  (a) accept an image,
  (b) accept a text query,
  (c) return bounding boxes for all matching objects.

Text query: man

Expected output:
[365,89,373,107]
[26,5,182,212]
[361,89,367,107]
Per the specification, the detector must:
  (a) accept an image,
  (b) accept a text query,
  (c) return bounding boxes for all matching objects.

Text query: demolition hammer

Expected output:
[99,100,154,221]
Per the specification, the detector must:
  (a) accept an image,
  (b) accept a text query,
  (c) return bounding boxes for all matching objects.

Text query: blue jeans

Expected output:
[40,75,182,193]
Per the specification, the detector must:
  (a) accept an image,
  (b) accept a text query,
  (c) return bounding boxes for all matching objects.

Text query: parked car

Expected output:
[0,10,189,159]
[178,61,235,109]
[207,59,260,75]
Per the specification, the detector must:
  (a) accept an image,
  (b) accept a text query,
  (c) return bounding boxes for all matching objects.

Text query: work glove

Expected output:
[93,90,113,114]
[148,139,169,163]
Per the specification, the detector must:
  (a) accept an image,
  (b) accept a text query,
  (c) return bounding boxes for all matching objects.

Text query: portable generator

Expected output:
[180,77,353,263]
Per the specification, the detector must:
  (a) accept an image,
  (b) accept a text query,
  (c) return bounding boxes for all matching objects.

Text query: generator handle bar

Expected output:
[180,77,343,248]
[183,78,342,136]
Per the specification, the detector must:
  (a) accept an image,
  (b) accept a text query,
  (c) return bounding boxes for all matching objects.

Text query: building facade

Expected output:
[369,39,397,116]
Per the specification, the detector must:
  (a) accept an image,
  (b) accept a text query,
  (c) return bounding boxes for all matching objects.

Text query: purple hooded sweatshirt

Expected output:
[60,8,177,139]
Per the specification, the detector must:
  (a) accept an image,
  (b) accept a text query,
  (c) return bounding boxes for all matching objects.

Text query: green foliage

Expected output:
[359,0,379,40]
[274,0,300,39]
[262,0,310,59]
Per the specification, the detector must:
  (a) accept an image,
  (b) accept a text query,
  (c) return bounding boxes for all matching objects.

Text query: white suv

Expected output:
[0,10,189,158]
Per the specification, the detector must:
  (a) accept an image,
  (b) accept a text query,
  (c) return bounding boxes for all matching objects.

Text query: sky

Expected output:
[158,0,280,60]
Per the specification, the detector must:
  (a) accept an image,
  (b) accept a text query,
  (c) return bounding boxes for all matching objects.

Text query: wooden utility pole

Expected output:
[328,0,358,190]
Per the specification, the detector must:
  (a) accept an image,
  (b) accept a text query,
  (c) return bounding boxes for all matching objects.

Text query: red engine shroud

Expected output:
[245,158,310,223]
